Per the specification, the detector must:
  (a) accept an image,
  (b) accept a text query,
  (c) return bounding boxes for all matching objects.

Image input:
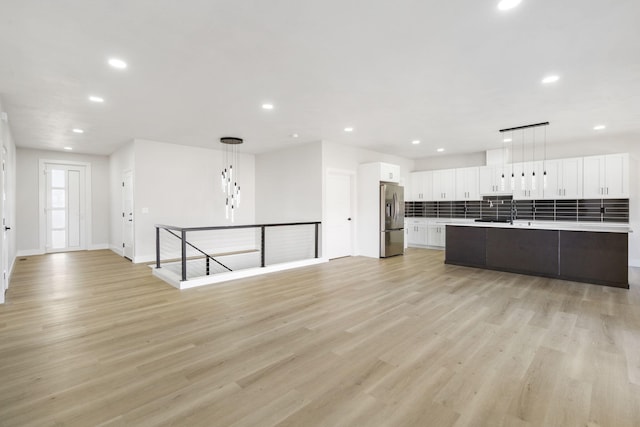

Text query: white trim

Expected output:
[152,257,328,290]
[38,159,92,253]
[17,249,45,257]
[133,254,155,264]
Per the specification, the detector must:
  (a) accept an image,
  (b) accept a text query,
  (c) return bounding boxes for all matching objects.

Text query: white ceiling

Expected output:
[1,0,639,158]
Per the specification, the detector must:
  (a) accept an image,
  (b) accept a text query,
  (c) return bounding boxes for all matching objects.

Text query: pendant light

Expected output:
[510,133,515,191]
[220,137,243,222]
[499,122,550,193]
[520,129,525,191]
[531,128,537,191]
[543,126,548,189]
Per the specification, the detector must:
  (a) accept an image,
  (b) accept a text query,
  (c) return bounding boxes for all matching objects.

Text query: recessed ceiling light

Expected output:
[344,127,354,132]
[262,103,274,110]
[497,0,522,11]
[593,125,606,130]
[503,137,512,142]
[89,95,104,103]
[63,147,73,151]
[108,58,127,69]
[437,148,445,152]
[291,133,299,138]
[72,128,84,134]
[412,140,421,145]
[542,75,560,84]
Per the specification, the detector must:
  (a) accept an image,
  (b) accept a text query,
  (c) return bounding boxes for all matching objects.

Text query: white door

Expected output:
[326,172,353,259]
[45,164,86,252]
[1,147,8,303]
[583,156,605,198]
[122,171,134,260]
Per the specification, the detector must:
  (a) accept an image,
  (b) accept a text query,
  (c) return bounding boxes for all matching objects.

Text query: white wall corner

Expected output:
[109,245,124,256]
[630,258,640,268]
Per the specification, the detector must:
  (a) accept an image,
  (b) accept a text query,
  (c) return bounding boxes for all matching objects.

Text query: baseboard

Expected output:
[16,249,45,257]
[89,243,109,250]
[134,254,156,264]
[109,245,124,256]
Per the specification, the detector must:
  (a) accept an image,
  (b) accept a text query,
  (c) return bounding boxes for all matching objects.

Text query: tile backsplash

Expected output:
[405,198,629,223]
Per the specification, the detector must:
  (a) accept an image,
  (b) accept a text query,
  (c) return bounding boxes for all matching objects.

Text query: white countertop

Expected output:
[438,219,631,233]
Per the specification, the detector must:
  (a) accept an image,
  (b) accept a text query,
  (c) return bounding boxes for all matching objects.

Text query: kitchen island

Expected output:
[445,221,630,288]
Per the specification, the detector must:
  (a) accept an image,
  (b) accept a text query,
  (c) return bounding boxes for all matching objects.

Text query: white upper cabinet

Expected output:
[432,169,456,200]
[479,165,508,195]
[543,157,583,199]
[583,154,629,198]
[409,171,433,201]
[455,167,480,200]
[379,162,400,183]
[512,161,543,200]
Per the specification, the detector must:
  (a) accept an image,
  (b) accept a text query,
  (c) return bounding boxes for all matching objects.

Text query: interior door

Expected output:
[45,164,86,252]
[122,171,134,260]
[326,172,353,259]
[1,147,8,303]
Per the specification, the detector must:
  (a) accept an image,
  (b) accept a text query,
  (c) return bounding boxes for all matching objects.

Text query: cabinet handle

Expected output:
[606,187,609,195]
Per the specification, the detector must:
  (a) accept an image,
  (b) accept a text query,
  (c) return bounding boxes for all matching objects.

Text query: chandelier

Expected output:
[220,137,243,222]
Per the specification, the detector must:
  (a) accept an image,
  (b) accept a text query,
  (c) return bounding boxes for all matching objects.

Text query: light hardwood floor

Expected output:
[2,249,640,426]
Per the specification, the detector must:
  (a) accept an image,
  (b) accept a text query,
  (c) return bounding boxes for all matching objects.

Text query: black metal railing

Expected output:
[155,222,321,281]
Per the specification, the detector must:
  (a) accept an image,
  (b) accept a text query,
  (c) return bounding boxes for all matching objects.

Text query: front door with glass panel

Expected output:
[45,164,86,252]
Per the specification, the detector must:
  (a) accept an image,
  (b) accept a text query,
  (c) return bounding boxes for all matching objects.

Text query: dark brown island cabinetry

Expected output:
[445,225,628,288]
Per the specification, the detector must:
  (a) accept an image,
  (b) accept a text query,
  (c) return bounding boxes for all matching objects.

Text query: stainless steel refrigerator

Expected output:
[380,183,404,257]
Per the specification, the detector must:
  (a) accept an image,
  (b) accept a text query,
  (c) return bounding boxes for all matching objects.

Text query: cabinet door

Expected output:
[466,167,481,200]
[560,157,583,199]
[479,166,496,195]
[604,154,629,198]
[455,168,467,200]
[583,156,605,198]
[433,169,455,200]
[407,222,428,246]
[456,167,480,200]
[422,171,433,201]
[427,224,446,247]
[542,159,562,199]
[512,163,528,199]
[409,172,424,201]
[380,163,400,183]
[528,161,544,199]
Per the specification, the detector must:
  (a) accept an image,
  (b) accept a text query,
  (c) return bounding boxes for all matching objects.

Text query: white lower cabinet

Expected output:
[406,219,428,246]
[427,224,446,247]
[406,219,446,249]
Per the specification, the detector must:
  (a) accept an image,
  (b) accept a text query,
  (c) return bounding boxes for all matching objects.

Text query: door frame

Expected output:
[38,159,92,254]
[121,169,134,259]
[323,168,356,259]
[1,146,7,303]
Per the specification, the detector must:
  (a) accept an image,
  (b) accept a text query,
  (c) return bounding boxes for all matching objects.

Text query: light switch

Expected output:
[142,207,149,214]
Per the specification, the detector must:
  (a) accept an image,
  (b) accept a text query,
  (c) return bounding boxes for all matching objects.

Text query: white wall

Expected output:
[321,141,414,257]
[414,151,486,171]
[255,142,323,224]
[15,148,110,254]
[109,141,134,254]
[131,139,256,263]
[0,98,17,301]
